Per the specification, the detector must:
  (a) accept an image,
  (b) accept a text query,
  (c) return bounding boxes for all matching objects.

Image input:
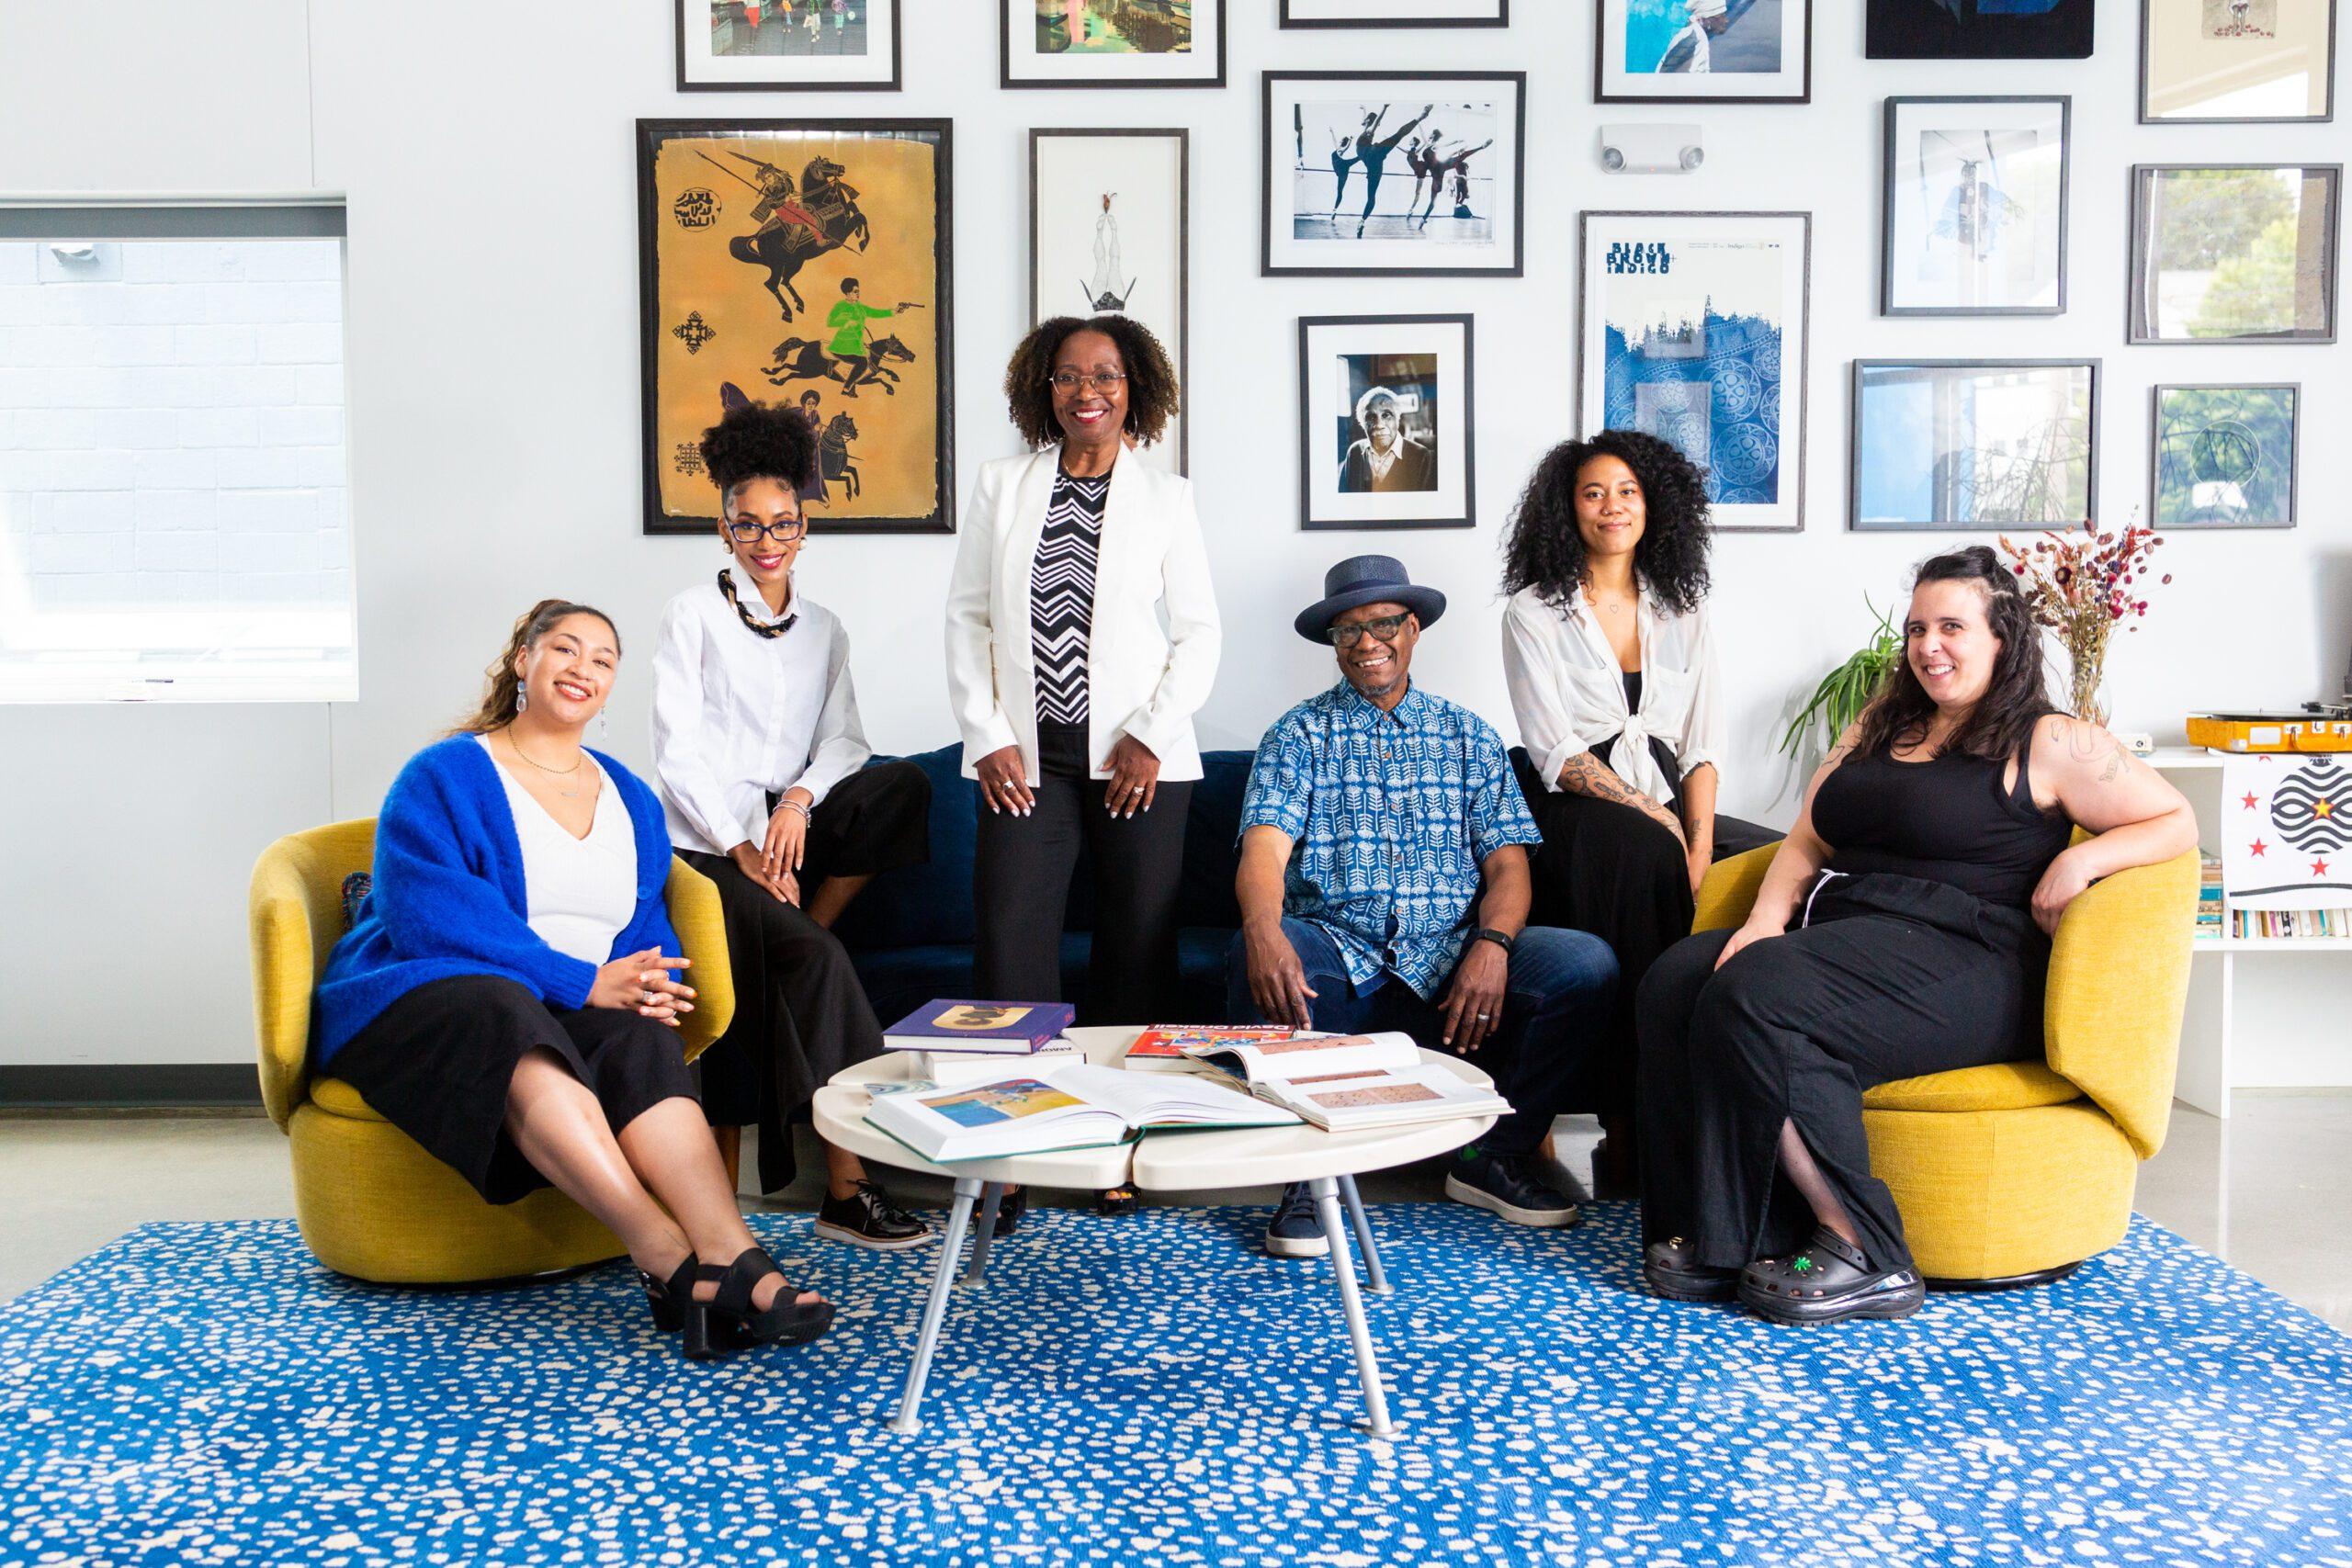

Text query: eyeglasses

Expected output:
[727,519,808,545]
[1048,370,1127,394]
[1327,614,1411,649]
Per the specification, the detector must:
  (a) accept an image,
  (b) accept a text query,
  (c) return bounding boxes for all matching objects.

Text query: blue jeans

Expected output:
[1224,919,1617,1157]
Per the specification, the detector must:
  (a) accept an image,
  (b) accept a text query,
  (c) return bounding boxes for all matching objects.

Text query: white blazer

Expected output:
[944,449,1221,784]
[1501,582,1726,807]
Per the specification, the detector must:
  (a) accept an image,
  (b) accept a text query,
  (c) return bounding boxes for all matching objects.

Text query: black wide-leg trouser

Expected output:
[1635,871,2048,1274]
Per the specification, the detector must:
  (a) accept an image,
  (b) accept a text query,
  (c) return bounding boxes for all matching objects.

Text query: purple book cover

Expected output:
[880,999,1078,1049]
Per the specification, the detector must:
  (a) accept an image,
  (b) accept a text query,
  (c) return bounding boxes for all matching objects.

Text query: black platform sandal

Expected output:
[1737,1227,1925,1326]
[639,1256,707,1335]
[1643,1236,1739,1303]
[685,1246,834,1359]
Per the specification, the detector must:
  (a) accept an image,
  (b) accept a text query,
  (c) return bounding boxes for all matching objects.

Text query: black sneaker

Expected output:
[813,1180,936,1250]
[1263,1181,1329,1258]
[1443,1149,1582,1229]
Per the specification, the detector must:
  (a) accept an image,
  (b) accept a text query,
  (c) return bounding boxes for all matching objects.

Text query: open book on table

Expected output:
[863,1063,1302,1164]
[1183,1030,1513,1134]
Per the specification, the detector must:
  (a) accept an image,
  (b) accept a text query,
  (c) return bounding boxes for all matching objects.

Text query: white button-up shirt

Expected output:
[650,570,870,858]
[1500,581,1725,807]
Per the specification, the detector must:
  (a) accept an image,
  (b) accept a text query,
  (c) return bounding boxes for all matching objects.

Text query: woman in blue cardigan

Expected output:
[315,599,831,1357]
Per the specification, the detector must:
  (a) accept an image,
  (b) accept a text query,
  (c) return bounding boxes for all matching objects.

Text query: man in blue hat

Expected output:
[1229,555,1618,1256]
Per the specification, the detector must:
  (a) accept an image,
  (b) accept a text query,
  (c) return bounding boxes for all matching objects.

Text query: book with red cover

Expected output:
[1122,1024,1295,1074]
[881,999,1078,1055]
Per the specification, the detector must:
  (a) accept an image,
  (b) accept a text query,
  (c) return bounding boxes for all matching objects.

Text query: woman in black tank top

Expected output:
[1634,547,2196,1325]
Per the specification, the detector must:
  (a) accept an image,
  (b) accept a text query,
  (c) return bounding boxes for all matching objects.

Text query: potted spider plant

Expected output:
[1781,599,1903,757]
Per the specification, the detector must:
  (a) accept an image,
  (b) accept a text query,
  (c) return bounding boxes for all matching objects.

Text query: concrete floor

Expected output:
[2,1098,2346,1333]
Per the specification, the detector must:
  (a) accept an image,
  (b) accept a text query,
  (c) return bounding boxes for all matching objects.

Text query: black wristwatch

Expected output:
[1473,927,1516,954]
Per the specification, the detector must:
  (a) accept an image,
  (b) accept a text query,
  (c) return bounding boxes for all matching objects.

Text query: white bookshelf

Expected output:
[2150,748,2352,1116]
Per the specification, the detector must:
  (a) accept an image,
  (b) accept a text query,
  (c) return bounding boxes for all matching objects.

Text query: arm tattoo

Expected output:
[1556,750,1655,813]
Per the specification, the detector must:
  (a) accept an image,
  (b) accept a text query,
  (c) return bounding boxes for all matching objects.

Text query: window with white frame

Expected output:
[0,201,353,702]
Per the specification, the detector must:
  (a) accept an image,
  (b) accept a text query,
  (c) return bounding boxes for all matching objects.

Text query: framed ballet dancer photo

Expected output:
[676,0,904,91]
[1596,0,1813,102]
[1296,314,1476,531]
[1029,129,1191,475]
[1281,0,1510,26]
[1003,0,1227,88]
[637,118,956,535]
[1881,96,2070,317]
[1261,72,1527,277]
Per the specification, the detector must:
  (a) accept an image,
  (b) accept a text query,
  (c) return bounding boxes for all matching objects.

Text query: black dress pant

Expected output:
[1634,871,2047,1273]
[1512,749,1780,1118]
[974,720,1193,1025]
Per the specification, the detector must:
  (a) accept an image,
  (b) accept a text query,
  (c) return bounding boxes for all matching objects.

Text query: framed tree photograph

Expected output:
[1282,0,1509,26]
[637,119,954,535]
[1262,73,1527,277]
[1850,359,2098,531]
[2127,164,2341,344]
[676,0,904,91]
[1576,211,1812,532]
[1867,0,2094,56]
[2141,0,2337,122]
[2152,383,2301,528]
[1596,0,1813,102]
[1031,130,1190,475]
[1002,0,1227,88]
[1883,96,2069,316]
[1297,315,1476,530]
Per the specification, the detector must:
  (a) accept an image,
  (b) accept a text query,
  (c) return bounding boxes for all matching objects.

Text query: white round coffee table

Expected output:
[813,1024,1497,1437]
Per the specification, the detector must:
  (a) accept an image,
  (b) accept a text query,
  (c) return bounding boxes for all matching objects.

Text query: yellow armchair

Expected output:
[248,818,734,1284]
[1691,840,2198,1283]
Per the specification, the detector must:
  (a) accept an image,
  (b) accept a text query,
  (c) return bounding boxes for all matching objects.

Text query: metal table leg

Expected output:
[961,1182,1004,1288]
[1310,1175,1396,1437]
[888,1175,981,1435]
[1337,1173,1391,1296]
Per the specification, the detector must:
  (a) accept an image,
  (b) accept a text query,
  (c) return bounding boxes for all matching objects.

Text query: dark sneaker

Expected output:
[1263,1181,1330,1258]
[1738,1226,1925,1325]
[813,1180,936,1250]
[1444,1150,1582,1229]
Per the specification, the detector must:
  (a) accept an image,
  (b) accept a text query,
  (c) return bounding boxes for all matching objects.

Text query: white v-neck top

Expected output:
[476,735,636,968]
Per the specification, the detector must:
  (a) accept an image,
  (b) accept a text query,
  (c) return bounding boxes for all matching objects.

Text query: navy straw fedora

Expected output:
[1292,555,1447,643]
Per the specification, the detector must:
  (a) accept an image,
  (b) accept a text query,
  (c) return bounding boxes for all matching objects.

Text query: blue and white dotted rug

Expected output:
[4,1204,2348,1567]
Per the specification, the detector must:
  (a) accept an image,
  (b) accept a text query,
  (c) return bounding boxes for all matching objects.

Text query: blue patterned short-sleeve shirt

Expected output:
[1240,682,1541,999]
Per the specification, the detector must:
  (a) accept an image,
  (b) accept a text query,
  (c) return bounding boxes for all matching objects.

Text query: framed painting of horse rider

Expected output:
[676,0,903,91]
[1029,129,1190,474]
[637,119,954,535]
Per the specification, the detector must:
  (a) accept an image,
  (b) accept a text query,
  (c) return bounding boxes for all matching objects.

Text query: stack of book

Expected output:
[2233,908,2352,939]
[881,998,1080,1089]
[2197,853,2224,942]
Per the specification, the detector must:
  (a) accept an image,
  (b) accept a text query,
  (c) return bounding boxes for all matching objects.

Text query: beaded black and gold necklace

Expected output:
[718,569,798,639]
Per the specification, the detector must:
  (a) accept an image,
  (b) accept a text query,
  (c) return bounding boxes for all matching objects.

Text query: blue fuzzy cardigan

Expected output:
[312,735,684,1063]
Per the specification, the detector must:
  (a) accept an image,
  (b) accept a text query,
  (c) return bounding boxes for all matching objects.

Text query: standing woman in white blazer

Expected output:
[944,314,1221,1032]
[1498,431,1778,1183]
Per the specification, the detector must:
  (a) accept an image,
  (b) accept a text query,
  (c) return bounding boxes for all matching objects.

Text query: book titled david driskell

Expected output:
[880,999,1078,1056]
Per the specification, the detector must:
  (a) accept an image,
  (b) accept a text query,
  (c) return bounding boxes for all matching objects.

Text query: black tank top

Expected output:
[1812,744,2074,908]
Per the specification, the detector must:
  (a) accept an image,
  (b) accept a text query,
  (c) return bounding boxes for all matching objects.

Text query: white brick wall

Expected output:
[0,238,349,623]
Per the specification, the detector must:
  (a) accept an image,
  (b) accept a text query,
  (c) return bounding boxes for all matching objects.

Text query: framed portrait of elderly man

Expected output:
[1297,314,1476,530]
[637,118,955,534]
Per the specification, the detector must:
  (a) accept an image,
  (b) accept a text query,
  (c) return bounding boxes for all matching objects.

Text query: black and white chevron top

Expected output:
[1029,468,1108,727]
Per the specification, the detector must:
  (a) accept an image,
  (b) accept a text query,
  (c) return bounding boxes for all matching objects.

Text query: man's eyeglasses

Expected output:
[1049,370,1127,394]
[1327,614,1411,649]
[727,519,808,545]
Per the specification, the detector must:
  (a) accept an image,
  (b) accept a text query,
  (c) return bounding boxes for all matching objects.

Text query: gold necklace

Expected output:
[508,728,586,799]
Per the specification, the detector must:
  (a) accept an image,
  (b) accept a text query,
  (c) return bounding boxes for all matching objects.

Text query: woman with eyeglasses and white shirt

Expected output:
[651,400,933,1248]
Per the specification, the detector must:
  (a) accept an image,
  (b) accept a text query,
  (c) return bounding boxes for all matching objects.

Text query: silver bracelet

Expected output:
[777,797,811,820]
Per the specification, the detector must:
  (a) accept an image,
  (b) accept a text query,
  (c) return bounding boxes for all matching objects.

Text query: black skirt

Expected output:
[322,973,699,1205]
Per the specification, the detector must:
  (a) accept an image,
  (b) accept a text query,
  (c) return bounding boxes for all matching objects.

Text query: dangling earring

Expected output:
[599,710,609,740]
[516,687,528,714]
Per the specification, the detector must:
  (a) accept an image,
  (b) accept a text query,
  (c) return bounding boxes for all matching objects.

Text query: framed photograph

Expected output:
[1262,73,1526,277]
[1867,0,2094,56]
[1282,0,1509,26]
[676,0,903,91]
[1297,315,1476,531]
[1850,359,2098,531]
[637,119,954,535]
[1576,211,1812,532]
[2152,383,2301,528]
[1031,130,1190,475]
[2127,164,2341,344]
[1002,0,1227,88]
[2141,0,2337,122]
[1883,97,2069,317]
[1596,0,1812,102]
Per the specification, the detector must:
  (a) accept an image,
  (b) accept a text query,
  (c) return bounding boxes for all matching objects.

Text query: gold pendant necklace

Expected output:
[510,730,585,799]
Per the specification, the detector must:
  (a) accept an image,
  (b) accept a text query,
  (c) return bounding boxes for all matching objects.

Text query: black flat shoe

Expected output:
[1643,1236,1739,1303]
[639,1256,707,1334]
[813,1179,935,1251]
[1738,1227,1925,1326]
[993,1185,1029,1236]
[685,1246,834,1358]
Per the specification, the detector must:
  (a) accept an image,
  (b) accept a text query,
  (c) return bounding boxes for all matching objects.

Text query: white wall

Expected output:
[2,0,2346,1075]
